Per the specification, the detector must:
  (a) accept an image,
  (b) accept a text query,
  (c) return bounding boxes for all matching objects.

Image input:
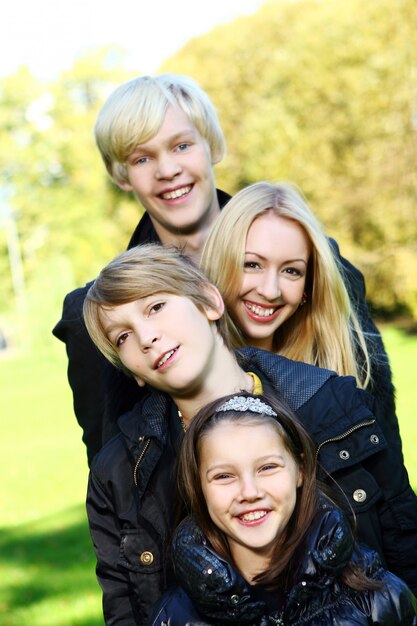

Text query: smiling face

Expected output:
[199,420,302,568]
[99,293,222,399]
[119,106,220,242]
[229,212,311,351]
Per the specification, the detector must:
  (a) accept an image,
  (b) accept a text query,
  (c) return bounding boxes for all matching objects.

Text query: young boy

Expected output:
[53,73,393,468]
[83,244,417,624]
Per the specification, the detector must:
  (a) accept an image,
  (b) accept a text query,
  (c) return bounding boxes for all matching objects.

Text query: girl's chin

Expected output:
[243,331,274,351]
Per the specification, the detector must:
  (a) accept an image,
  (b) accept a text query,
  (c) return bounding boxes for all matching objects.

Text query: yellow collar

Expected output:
[247,371,263,395]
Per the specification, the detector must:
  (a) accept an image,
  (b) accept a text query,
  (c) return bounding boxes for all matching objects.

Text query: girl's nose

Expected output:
[238,475,263,502]
[256,271,281,301]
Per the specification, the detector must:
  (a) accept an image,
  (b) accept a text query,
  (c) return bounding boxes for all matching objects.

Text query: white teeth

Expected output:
[240,510,267,522]
[161,186,191,200]
[246,303,276,317]
[157,349,175,368]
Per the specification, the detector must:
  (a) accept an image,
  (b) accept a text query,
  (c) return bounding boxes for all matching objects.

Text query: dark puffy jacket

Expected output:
[52,191,397,466]
[151,501,417,626]
[86,350,417,624]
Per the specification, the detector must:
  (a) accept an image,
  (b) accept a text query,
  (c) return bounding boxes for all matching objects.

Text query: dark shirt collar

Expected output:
[127,188,231,249]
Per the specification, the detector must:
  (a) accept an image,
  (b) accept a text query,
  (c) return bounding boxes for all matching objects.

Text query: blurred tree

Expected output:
[162,0,417,321]
[0,49,139,343]
[1,0,416,343]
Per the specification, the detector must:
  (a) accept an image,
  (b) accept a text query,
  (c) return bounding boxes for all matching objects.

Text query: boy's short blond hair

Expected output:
[83,244,230,373]
[94,74,226,184]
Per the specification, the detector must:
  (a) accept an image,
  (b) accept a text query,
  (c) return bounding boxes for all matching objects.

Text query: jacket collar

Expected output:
[127,188,231,249]
[237,347,335,412]
[171,499,356,623]
[116,346,336,454]
[117,389,172,450]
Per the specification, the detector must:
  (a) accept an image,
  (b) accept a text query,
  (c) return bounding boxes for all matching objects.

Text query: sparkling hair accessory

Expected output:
[217,396,277,417]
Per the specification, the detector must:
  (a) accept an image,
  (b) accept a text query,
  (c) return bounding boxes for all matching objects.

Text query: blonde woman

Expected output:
[201,182,397,433]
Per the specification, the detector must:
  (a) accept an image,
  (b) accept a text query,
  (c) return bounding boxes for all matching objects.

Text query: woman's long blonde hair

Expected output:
[201,182,371,388]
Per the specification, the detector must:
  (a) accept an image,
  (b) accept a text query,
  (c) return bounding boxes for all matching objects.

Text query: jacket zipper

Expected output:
[316,418,375,460]
[133,438,151,486]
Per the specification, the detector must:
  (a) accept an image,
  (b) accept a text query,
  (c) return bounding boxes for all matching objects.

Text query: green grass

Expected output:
[0,345,102,626]
[0,326,416,625]
[378,326,417,492]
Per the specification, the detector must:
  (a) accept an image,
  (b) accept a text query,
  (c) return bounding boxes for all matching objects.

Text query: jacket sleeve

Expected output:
[53,284,107,465]
[304,375,417,595]
[87,465,143,625]
[329,238,397,430]
[149,587,206,626]
[368,571,417,625]
[53,285,143,466]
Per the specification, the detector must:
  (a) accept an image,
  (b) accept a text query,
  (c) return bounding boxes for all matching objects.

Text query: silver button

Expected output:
[353,489,367,502]
[230,595,240,605]
[370,434,379,444]
[339,450,350,460]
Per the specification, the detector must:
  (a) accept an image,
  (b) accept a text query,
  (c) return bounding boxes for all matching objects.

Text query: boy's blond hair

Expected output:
[94,74,226,184]
[83,244,229,373]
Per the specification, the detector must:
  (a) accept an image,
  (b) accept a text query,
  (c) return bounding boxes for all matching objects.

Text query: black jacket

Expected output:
[52,190,397,467]
[86,349,417,624]
[151,502,417,626]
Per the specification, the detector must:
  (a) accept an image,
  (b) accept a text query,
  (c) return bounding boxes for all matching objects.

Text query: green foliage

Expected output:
[0,0,416,350]
[163,0,417,322]
[0,48,139,346]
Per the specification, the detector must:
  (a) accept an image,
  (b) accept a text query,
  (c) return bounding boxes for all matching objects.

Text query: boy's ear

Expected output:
[115,179,133,192]
[203,284,225,321]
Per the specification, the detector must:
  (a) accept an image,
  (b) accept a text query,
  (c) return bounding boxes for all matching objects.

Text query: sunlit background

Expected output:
[1,1,416,624]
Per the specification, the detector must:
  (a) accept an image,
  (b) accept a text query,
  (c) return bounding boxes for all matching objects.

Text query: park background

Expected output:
[1,0,416,624]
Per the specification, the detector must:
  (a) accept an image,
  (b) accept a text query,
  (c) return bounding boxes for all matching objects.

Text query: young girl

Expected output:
[151,393,417,625]
[201,182,396,432]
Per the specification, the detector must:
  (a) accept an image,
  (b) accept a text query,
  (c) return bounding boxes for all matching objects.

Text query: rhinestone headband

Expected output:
[217,396,277,417]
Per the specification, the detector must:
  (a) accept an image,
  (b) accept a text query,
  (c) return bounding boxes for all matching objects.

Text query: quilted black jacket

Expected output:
[151,501,417,626]
[86,349,417,624]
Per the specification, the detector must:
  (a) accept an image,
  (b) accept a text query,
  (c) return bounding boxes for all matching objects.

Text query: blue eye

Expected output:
[135,156,149,165]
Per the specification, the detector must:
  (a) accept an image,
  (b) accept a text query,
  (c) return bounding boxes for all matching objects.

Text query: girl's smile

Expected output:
[200,421,303,567]
[229,211,310,351]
